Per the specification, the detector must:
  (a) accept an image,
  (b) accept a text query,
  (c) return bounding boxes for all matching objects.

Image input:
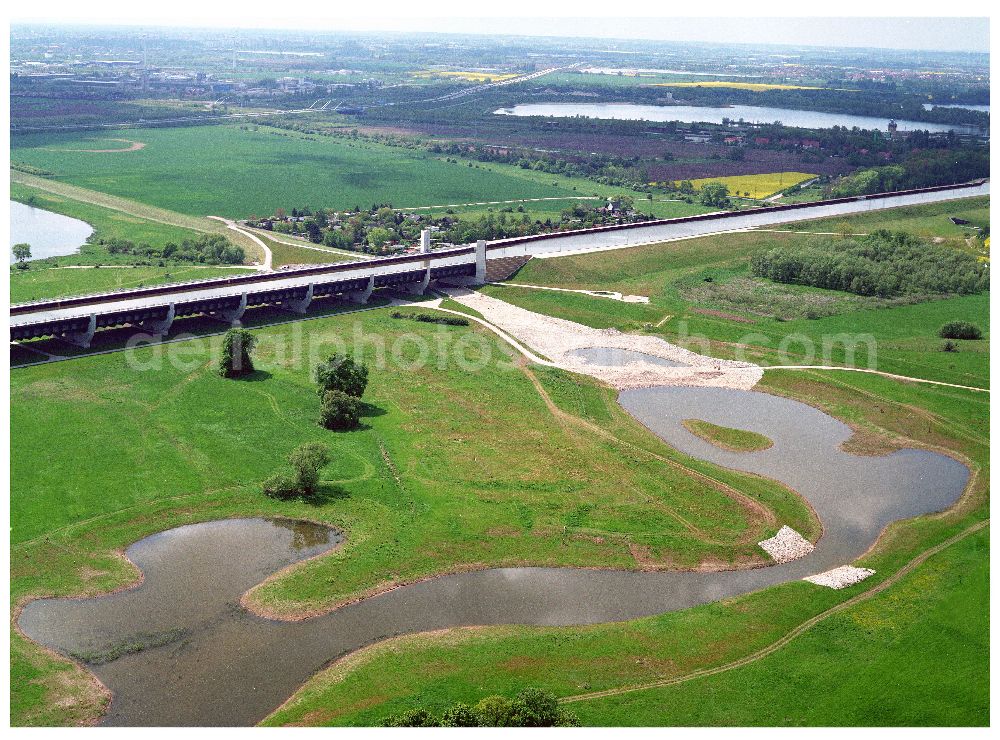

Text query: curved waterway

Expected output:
[19,388,968,726]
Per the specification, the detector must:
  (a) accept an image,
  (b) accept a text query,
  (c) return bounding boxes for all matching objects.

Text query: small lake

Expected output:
[9,200,93,264]
[495,102,985,134]
[923,103,990,112]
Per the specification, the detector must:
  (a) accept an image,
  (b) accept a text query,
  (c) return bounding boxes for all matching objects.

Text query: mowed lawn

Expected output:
[11,309,818,725]
[13,125,651,218]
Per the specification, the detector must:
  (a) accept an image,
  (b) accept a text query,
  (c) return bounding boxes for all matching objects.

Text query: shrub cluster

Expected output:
[750,230,989,298]
[939,321,983,340]
[380,688,579,727]
[315,354,369,430]
[105,234,244,265]
[390,310,469,326]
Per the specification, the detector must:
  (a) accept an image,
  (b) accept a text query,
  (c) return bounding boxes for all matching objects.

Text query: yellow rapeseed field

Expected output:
[660,172,818,200]
[414,70,518,82]
[653,81,827,91]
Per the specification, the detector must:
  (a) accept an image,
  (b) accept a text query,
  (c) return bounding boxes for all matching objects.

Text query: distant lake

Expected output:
[9,200,93,264]
[923,103,990,113]
[495,102,985,134]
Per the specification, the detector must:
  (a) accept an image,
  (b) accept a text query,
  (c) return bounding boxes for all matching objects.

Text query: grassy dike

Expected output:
[260,368,988,727]
[10,309,815,726]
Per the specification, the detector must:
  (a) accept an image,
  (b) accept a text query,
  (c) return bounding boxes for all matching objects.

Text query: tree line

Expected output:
[750,230,989,298]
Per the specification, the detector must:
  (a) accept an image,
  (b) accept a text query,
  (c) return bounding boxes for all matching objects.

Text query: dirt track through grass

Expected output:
[560,518,989,704]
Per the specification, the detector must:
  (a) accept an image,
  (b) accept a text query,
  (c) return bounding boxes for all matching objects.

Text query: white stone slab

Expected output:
[804,566,876,589]
[758,525,815,563]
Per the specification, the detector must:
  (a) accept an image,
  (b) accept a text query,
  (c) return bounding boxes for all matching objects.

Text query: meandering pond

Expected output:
[19,388,968,726]
[9,200,93,264]
[495,102,985,134]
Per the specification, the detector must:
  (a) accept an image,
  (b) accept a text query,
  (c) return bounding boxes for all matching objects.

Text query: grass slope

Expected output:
[11,309,815,725]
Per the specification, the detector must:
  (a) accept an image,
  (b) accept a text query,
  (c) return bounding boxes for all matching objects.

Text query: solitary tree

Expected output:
[288,442,331,495]
[263,442,332,499]
[219,328,257,378]
[12,243,31,264]
[316,354,368,398]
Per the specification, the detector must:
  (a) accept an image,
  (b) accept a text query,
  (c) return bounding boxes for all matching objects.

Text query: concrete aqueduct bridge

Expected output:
[9,179,989,348]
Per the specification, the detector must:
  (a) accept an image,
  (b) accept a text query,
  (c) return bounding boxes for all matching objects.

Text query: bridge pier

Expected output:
[61,314,97,348]
[346,276,374,304]
[401,266,431,296]
[211,293,248,326]
[280,284,313,315]
[139,303,175,337]
[475,239,487,284]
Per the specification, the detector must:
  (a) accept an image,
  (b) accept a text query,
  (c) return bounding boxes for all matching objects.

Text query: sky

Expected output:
[9,4,992,53]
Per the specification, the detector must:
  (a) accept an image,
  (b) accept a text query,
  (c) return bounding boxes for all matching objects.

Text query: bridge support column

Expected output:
[212,293,247,326]
[346,276,374,304]
[420,229,431,253]
[139,303,175,337]
[475,239,487,284]
[62,314,97,348]
[401,266,431,296]
[280,284,313,315]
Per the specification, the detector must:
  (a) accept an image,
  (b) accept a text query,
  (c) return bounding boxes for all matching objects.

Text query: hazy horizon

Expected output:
[10,16,990,55]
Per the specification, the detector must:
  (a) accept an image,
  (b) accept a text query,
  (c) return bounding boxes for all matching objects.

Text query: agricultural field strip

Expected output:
[11,170,215,233]
[559,519,989,705]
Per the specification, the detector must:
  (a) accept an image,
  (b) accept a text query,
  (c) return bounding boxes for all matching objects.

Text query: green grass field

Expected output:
[9,264,255,303]
[10,125,697,219]
[780,197,990,235]
[260,366,989,727]
[11,308,820,725]
[11,180,202,249]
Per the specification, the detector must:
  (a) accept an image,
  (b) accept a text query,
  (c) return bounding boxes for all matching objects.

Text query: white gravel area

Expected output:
[804,566,876,589]
[442,287,763,390]
[758,526,815,563]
